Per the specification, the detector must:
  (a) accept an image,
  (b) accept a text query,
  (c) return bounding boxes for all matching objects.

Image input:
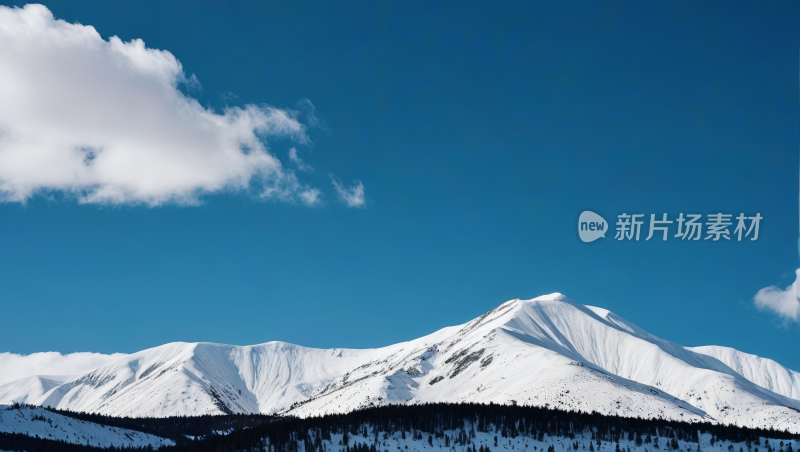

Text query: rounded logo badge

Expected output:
[578,211,607,243]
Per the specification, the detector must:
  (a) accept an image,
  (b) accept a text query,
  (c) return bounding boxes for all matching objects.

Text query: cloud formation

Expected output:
[330,174,366,208]
[0,4,321,206]
[0,351,127,386]
[288,148,315,173]
[753,269,800,323]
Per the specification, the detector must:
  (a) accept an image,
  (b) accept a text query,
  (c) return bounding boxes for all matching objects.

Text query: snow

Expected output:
[0,404,173,448]
[1,294,799,434]
[0,375,74,405]
[688,346,800,401]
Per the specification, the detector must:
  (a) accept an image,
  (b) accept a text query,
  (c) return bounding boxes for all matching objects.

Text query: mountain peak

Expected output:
[526,292,572,302]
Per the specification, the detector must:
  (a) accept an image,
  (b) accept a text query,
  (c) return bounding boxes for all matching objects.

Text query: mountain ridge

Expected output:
[2,294,799,433]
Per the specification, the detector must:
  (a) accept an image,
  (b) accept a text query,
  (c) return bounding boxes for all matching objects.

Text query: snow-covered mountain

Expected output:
[0,404,173,448]
[2,294,799,433]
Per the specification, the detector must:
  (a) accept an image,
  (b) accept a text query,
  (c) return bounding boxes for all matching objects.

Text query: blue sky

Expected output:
[0,1,798,371]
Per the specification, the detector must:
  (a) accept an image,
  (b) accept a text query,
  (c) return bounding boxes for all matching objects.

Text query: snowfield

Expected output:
[1,294,799,433]
[0,404,173,448]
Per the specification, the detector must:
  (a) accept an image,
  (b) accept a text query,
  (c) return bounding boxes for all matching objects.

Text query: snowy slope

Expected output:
[0,404,172,448]
[3,294,800,433]
[688,345,800,402]
[0,375,73,405]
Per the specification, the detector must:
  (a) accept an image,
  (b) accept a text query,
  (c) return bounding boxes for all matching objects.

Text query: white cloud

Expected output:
[753,269,800,323]
[0,351,127,386]
[330,173,365,208]
[298,188,322,205]
[0,4,321,206]
[288,147,314,173]
[257,170,322,206]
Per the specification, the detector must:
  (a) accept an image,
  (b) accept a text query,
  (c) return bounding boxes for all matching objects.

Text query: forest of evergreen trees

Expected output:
[2,402,796,452]
[167,403,798,452]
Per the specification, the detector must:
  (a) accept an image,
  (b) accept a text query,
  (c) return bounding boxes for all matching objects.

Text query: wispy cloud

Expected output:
[330,174,365,208]
[288,147,315,173]
[0,4,321,206]
[753,269,800,323]
[0,351,127,386]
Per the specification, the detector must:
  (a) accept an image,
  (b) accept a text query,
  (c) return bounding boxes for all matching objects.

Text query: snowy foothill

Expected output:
[0,404,173,448]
